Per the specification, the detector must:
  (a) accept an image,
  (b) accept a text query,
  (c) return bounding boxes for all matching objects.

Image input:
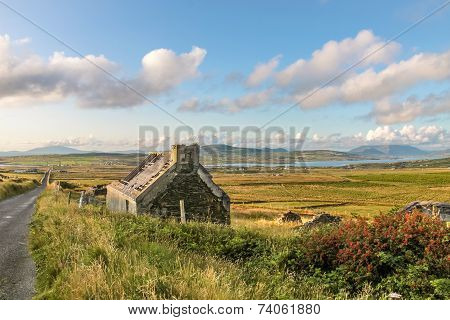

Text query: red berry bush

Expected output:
[283,211,450,299]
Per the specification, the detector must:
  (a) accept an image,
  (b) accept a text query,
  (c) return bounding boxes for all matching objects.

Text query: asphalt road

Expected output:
[0,172,49,300]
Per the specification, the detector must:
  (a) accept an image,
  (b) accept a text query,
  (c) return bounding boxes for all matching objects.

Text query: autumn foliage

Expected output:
[284,211,450,298]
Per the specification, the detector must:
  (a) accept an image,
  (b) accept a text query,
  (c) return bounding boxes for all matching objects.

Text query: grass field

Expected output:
[30,191,332,299]
[217,168,450,217]
[2,154,448,233]
[43,161,450,235]
[0,172,40,201]
[1,153,445,299]
[30,190,449,300]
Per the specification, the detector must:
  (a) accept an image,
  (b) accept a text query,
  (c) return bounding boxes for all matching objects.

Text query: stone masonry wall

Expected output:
[137,173,230,224]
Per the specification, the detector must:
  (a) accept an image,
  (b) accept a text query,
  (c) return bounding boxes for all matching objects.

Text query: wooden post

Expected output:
[180,199,186,224]
[68,191,72,205]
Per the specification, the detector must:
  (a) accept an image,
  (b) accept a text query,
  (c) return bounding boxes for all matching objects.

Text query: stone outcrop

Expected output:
[280,211,302,223]
[397,201,450,222]
[301,212,342,229]
[86,185,107,196]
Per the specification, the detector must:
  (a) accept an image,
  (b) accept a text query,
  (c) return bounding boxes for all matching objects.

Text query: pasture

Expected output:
[1,154,448,299]
[40,156,450,236]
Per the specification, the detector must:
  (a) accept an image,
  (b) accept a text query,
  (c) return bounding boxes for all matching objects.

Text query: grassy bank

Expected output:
[30,191,449,300]
[31,191,329,299]
[0,176,38,201]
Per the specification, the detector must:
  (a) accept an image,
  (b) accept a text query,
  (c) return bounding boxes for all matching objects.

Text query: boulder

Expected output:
[388,292,402,300]
[86,185,107,196]
[280,210,302,223]
[397,201,450,222]
[302,212,342,229]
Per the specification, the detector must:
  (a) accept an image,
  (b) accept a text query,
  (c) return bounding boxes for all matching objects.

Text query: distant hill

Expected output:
[349,145,428,157]
[27,146,88,155]
[431,149,450,157]
[0,146,87,157]
[200,144,363,164]
[0,146,147,157]
[1,144,441,164]
[201,144,288,155]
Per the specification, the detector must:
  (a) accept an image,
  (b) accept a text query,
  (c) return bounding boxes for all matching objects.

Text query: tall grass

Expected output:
[31,190,449,300]
[30,191,331,299]
[0,178,38,201]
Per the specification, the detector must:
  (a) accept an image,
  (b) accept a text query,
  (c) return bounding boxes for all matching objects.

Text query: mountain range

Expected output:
[349,145,429,157]
[0,144,447,160]
[0,146,142,157]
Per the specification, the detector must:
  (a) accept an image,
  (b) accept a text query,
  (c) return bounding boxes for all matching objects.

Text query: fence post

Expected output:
[79,191,85,208]
[68,191,72,205]
[180,199,186,224]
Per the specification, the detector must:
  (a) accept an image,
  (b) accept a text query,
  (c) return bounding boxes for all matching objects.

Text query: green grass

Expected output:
[0,176,38,201]
[22,159,450,237]
[30,190,357,300]
[19,154,449,299]
[215,168,450,221]
[31,190,449,300]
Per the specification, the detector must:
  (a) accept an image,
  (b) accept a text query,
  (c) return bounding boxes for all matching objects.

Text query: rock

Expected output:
[388,292,402,300]
[280,211,302,223]
[398,201,450,222]
[86,185,107,196]
[302,212,342,229]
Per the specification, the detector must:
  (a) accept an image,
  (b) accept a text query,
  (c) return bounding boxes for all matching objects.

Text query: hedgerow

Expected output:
[282,212,450,299]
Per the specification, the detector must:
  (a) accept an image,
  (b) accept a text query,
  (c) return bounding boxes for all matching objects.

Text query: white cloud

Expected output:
[42,125,449,152]
[297,50,450,109]
[13,37,31,45]
[0,34,206,108]
[178,89,274,113]
[138,46,206,93]
[180,30,405,114]
[178,97,201,112]
[307,132,365,149]
[44,135,103,147]
[366,125,446,144]
[44,135,138,151]
[366,126,398,142]
[307,125,448,150]
[246,55,281,87]
[178,29,450,125]
[276,29,400,90]
[371,91,450,124]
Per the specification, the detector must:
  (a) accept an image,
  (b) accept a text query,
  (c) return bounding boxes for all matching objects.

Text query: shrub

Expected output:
[430,278,450,299]
[283,211,450,298]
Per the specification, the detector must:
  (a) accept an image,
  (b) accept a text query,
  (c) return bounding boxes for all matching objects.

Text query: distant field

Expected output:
[2,155,442,236]
[215,169,450,224]
[0,153,142,166]
[49,166,450,217]
[2,154,449,235]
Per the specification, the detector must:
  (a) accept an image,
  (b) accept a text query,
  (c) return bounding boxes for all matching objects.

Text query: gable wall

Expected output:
[106,186,137,214]
[137,173,230,224]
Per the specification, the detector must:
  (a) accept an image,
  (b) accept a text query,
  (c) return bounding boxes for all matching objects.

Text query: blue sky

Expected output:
[0,0,449,151]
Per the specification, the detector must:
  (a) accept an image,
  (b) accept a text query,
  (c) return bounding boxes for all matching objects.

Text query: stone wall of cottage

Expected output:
[137,173,230,224]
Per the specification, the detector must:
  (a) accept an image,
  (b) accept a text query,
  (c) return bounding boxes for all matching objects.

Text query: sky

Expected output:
[0,0,449,151]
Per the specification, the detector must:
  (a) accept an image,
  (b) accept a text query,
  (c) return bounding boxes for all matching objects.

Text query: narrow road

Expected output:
[0,171,49,300]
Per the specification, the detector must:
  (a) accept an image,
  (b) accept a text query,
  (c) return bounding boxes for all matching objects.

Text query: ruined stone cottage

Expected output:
[106,144,230,224]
